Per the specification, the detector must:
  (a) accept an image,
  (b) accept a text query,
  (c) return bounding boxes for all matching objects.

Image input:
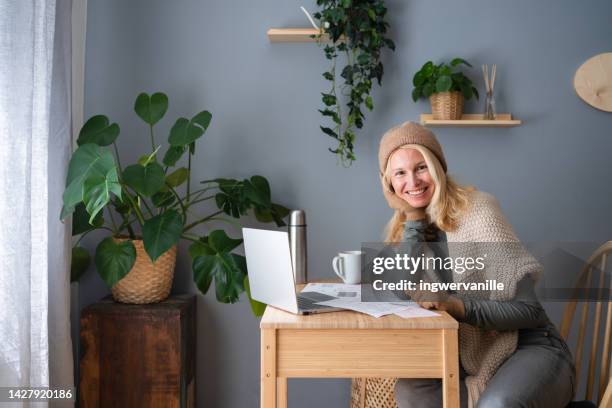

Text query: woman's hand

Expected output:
[410,290,466,320]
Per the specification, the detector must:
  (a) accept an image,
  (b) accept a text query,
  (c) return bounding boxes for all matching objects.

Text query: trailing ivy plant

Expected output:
[314,0,395,166]
[64,92,288,316]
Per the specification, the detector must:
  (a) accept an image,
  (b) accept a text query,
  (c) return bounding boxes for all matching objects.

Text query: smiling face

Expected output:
[388,148,436,208]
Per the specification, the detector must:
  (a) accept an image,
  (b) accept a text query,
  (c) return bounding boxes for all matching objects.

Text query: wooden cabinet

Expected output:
[79,295,196,408]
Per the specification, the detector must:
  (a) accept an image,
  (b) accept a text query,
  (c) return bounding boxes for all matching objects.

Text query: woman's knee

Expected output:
[476,392,523,408]
[395,378,441,408]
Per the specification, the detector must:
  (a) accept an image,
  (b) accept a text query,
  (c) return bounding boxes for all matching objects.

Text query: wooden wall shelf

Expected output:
[267,28,321,42]
[420,114,522,127]
[267,28,342,43]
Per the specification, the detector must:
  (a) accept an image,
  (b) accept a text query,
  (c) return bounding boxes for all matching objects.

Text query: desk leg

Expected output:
[261,329,277,407]
[277,378,287,408]
[442,328,460,408]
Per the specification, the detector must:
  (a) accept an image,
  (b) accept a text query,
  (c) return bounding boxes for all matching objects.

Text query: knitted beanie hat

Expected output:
[378,121,447,175]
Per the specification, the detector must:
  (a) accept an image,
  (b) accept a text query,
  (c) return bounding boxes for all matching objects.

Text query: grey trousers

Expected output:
[395,330,576,408]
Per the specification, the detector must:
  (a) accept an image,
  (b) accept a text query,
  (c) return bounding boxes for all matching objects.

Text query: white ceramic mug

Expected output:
[332,251,362,284]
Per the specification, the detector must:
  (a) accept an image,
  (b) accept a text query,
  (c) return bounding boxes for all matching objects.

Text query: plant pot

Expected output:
[429,91,464,120]
[111,239,177,304]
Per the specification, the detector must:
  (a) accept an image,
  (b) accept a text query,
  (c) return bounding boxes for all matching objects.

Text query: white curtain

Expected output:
[0,0,74,406]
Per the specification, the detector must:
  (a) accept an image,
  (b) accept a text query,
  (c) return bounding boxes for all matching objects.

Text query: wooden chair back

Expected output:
[560,241,612,406]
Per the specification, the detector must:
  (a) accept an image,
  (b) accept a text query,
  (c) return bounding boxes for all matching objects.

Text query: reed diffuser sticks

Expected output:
[482,64,497,119]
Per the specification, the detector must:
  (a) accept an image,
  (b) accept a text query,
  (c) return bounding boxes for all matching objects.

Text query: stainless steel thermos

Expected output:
[288,210,307,284]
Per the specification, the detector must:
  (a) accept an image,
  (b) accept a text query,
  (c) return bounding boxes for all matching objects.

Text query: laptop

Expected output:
[243,228,344,315]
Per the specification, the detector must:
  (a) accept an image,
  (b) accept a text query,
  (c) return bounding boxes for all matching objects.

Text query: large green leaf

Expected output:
[94,237,136,287]
[251,176,271,200]
[244,176,271,207]
[214,253,246,303]
[191,110,212,131]
[62,144,117,218]
[168,110,212,146]
[211,176,287,226]
[192,252,245,303]
[134,92,168,125]
[162,145,186,166]
[254,203,290,227]
[213,178,249,218]
[215,192,247,218]
[83,168,122,224]
[421,61,434,77]
[208,230,243,253]
[77,115,120,146]
[165,167,189,187]
[71,246,91,282]
[192,254,215,295]
[188,238,215,258]
[168,118,201,146]
[244,275,266,316]
[413,71,426,87]
[142,209,183,261]
[72,202,104,235]
[435,76,452,93]
[122,162,165,197]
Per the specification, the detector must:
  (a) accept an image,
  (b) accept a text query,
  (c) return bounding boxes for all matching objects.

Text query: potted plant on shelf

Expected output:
[411,58,479,120]
[313,0,395,166]
[64,92,288,315]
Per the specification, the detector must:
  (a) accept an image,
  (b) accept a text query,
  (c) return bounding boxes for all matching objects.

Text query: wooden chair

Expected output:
[560,241,612,408]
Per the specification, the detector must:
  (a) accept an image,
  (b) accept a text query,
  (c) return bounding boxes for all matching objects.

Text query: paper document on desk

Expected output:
[301,283,361,300]
[314,298,412,318]
[393,307,440,319]
[303,284,440,318]
[314,298,441,318]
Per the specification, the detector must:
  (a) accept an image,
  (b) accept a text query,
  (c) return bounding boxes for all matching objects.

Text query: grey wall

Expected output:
[77,0,612,406]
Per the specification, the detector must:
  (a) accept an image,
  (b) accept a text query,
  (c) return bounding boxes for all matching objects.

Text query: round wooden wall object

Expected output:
[574,52,612,112]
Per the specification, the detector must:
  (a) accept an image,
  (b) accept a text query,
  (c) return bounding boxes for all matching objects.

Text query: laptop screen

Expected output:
[243,228,299,314]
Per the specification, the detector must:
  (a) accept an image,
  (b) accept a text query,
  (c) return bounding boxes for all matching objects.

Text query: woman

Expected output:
[378,122,575,408]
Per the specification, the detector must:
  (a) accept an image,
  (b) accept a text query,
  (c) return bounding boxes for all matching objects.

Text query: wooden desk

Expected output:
[260,306,459,408]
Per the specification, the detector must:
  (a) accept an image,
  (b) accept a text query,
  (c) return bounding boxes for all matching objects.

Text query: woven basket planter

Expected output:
[111,239,177,304]
[350,377,398,408]
[429,91,464,120]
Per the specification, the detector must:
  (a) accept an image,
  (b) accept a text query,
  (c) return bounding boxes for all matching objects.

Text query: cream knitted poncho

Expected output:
[443,191,543,408]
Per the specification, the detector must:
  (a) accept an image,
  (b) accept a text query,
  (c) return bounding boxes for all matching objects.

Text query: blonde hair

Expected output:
[383,144,474,242]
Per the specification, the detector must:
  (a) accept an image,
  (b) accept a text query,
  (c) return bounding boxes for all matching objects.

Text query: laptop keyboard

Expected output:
[297,292,337,311]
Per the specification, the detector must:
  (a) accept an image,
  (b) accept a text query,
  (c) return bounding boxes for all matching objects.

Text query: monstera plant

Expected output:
[64,92,288,315]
